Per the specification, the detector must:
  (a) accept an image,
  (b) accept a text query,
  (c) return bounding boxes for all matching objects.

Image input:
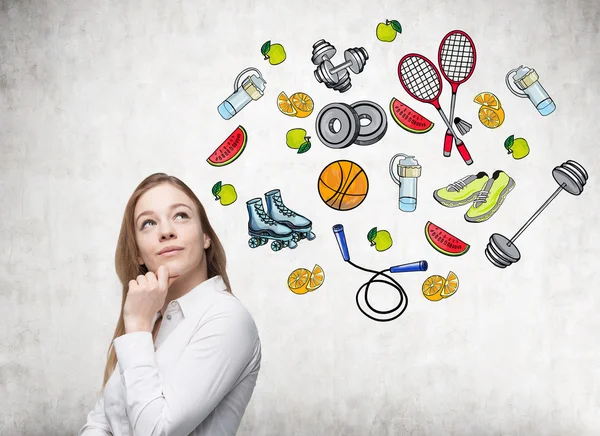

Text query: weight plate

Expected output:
[486,233,520,268]
[315,103,359,149]
[351,100,388,145]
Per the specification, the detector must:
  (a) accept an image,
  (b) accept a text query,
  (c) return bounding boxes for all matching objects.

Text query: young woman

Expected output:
[78,173,262,436]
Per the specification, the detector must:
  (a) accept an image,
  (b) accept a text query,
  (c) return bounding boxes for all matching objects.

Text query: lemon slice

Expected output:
[422,275,445,301]
[441,271,459,298]
[474,92,501,109]
[478,106,505,128]
[277,91,297,117]
[289,92,314,118]
[287,268,310,294]
[307,264,324,291]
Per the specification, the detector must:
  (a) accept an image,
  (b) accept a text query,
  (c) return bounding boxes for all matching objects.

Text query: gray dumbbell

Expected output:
[485,160,588,268]
[311,39,368,93]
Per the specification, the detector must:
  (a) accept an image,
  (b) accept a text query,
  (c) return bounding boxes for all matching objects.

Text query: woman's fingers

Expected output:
[136,274,147,287]
[157,265,169,293]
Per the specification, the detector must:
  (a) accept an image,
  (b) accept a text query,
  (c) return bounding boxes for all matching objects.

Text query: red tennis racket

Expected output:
[397,54,473,165]
[438,30,477,158]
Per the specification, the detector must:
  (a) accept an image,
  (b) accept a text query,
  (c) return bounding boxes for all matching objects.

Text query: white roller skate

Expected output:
[264,189,316,243]
[246,197,297,251]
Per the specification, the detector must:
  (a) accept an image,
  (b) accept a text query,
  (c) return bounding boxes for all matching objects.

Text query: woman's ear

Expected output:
[204,235,211,249]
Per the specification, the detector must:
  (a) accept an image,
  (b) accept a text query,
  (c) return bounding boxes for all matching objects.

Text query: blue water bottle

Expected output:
[389,153,421,212]
[505,65,556,116]
[217,67,267,120]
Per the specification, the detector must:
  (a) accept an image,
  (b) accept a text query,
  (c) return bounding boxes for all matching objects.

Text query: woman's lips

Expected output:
[159,248,183,256]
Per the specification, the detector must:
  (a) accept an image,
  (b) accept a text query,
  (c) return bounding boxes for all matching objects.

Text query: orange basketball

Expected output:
[318,160,369,211]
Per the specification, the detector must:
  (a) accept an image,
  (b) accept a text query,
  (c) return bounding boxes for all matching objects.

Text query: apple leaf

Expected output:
[504,135,514,150]
[367,227,377,242]
[211,181,222,197]
[390,20,402,33]
[260,41,271,56]
[298,140,311,154]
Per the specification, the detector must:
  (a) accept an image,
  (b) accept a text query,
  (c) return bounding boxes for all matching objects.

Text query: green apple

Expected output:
[376,20,402,42]
[504,135,530,160]
[261,40,286,65]
[367,227,393,252]
[286,128,311,154]
[212,181,237,206]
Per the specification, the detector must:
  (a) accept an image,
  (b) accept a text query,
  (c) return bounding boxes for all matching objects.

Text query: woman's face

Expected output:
[134,183,210,279]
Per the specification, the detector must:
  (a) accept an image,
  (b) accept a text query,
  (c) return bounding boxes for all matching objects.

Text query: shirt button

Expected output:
[170,301,177,307]
[166,314,172,320]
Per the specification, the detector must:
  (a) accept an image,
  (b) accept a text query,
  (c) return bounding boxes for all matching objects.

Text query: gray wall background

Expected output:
[2,0,600,435]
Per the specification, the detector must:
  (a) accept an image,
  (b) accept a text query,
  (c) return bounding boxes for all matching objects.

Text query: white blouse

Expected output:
[78,275,262,436]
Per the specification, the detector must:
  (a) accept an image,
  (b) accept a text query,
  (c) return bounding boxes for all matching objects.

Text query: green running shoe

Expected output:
[464,170,516,223]
[433,172,489,207]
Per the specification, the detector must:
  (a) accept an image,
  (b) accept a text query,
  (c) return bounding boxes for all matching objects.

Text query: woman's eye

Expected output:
[140,212,188,230]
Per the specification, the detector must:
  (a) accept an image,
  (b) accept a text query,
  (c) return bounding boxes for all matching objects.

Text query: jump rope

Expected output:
[332,224,428,322]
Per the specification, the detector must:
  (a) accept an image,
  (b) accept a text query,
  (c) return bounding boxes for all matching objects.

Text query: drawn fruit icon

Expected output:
[261,40,286,65]
[367,227,393,252]
[474,92,501,109]
[277,91,297,117]
[286,128,312,154]
[424,221,470,256]
[277,91,314,118]
[504,135,530,159]
[306,264,324,292]
[474,91,505,129]
[390,97,434,134]
[287,267,311,295]
[479,106,505,128]
[440,271,459,298]
[376,19,402,42]
[289,92,314,118]
[207,126,247,167]
[422,275,445,301]
[211,181,237,206]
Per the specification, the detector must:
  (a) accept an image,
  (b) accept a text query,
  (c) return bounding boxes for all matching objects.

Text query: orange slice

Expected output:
[307,264,324,291]
[289,92,314,118]
[441,271,459,298]
[474,92,501,110]
[478,106,505,128]
[287,267,310,294]
[277,91,297,117]
[422,275,445,301]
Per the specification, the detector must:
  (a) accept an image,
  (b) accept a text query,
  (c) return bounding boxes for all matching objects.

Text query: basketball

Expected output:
[318,160,369,211]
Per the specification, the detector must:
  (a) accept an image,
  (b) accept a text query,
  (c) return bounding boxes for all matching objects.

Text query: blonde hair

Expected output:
[100,173,232,393]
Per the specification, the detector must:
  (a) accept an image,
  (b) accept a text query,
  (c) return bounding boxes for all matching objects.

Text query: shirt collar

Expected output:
[152,275,227,324]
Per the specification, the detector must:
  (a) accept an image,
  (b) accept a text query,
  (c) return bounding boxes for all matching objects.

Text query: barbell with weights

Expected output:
[311,39,369,93]
[485,160,588,268]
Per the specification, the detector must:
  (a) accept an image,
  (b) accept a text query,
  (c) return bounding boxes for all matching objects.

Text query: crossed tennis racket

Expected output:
[398,30,477,165]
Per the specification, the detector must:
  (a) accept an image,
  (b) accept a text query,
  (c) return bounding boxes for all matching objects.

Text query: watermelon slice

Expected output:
[207,125,247,167]
[424,221,469,256]
[389,97,434,134]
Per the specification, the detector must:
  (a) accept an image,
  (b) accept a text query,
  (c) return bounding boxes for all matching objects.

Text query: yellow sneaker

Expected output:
[433,172,489,207]
[464,170,515,223]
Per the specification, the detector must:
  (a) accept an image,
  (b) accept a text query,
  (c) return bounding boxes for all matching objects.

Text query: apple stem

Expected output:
[385,19,390,25]
[370,241,375,246]
[214,196,220,200]
[263,55,269,60]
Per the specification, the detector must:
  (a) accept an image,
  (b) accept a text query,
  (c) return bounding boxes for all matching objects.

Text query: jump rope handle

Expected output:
[333,224,428,272]
[333,224,350,261]
[390,261,428,273]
